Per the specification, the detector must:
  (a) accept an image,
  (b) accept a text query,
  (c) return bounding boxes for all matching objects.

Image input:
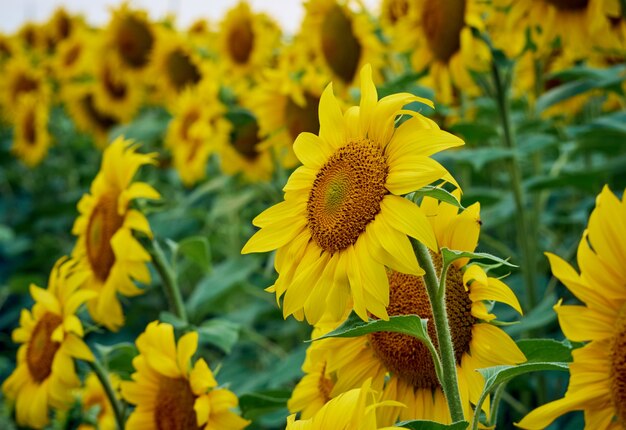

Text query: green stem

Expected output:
[87,358,125,430]
[412,240,465,423]
[151,239,188,323]
[491,60,538,310]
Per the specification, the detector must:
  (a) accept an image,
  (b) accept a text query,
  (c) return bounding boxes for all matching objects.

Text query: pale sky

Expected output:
[0,0,380,35]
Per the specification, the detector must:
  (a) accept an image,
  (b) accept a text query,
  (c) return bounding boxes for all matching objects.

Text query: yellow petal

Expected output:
[177,331,198,374]
[293,132,331,169]
[359,64,377,136]
[190,358,217,394]
[555,303,614,342]
[318,83,345,150]
[30,284,61,314]
[194,394,212,426]
[380,195,437,251]
[64,334,94,361]
[385,156,447,195]
[241,217,307,254]
[469,276,523,315]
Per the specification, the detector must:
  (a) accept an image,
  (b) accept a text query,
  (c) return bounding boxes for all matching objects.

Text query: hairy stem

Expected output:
[151,239,188,323]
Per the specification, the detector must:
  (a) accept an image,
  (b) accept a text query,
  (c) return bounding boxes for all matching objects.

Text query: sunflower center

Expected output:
[26,312,63,383]
[228,18,254,64]
[422,0,466,63]
[321,4,362,84]
[544,0,589,10]
[103,67,127,100]
[230,118,261,161]
[610,304,626,425]
[306,139,387,255]
[64,44,81,67]
[14,75,39,103]
[387,0,410,24]
[86,192,124,282]
[154,377,200,430]
[167,49,201,91]
[116,15,154,69]
[82,94,118,130]
[23,107,36,145]
[285,92,320,141]
[368,259,475,389]
[180,109,201,141]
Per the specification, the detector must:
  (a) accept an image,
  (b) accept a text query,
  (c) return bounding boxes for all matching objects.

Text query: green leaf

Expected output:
[312,312,430,342]
[197,319,240,354]
[177,236,211,270]
[412,186,464,209]
[516,338,574,363]
[93,343,137,378]
[159,311,188,329]
[397,420,469,430]
[239,389,291,420]
[441,247,516,269]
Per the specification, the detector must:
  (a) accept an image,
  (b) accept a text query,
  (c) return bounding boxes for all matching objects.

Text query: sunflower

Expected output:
[121,321,250,430]
[149,28,204,104]
[17,21,46,53]
[286,379,402,429]
[291,195,526,425]
[77,372,119,430]
[71,137,159,331]
[92,55,143,123]
[379,0,421,53]
[217,1,281,86]
[242,64,463,325]
[1,54,49,122]
[518,185,626,429]
[43,7,84,53]
[165,82,230,186]
[248,65,326,169]
[11,93,51,167]
[299,0,384,90]
[409,0,491,106]
[104,4,156,74]
[1,257,95,429]
[497,0,612,59]
[50,28,96,82]
[62,83,119,148]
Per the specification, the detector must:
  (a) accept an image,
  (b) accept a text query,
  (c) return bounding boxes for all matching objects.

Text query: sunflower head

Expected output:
[11,93,51,167]
[2,257,95,429]
[1,54,49,121]
[243,64,465,324]
[92,55,143,123]
[71,136,160,331]
[121,321,250,430]
[106,4,155,71]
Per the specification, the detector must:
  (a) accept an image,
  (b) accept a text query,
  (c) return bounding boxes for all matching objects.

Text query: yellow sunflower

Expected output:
[121,321,250,430]
[165,82,230,186]
[1,257,95,429]
[497,0,613,59]
[379,0,421,53]
[92,55,144,123]
[11,93,51,167]
[518,185,626,429]
[410,0,491,106]
[1,54,50,122]
[291,195,526,425]
[78,372,119,430]
[62,83,119,148]
[71,136,159,331]
[149,28,204,104]
[104,4,156,74]
[43,7,84,53]
[286,379,402,430]
[217,1,281,86]
[248,65,326,169]
[242,64,463,325]
[50,28,96,82]
[299,0,384,90]
[16,21,46,53]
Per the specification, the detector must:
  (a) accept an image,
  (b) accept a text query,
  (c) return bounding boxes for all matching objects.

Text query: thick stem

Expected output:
[87,358,125,430]
[151,239,188,323]
[412,239,465,423]
[491,61,538,310]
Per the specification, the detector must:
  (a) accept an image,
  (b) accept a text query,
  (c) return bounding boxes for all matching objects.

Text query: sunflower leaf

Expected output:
[412,186,464,209]
[310,312,430,343]
[441,247,517,268]
[397,420,470,430]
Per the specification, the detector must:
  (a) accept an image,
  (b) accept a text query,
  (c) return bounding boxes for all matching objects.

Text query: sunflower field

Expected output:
[0,0,625,429]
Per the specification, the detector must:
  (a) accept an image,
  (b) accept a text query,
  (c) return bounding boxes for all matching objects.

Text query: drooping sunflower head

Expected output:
[92,55,144,123]
[243,64,466,324]
[218,1,281,83]
[121,321,250,430]
[71,137,160,331]
[62,83,119,148]
[411,0,490,105]
[11,93,51,167]
[287,378,403,429]
[165,82,230,186]
[1,257,95,429]
[300,0,384,89]
[518,185,626,429]
[149,28,203,104]
[105,4,155,72]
